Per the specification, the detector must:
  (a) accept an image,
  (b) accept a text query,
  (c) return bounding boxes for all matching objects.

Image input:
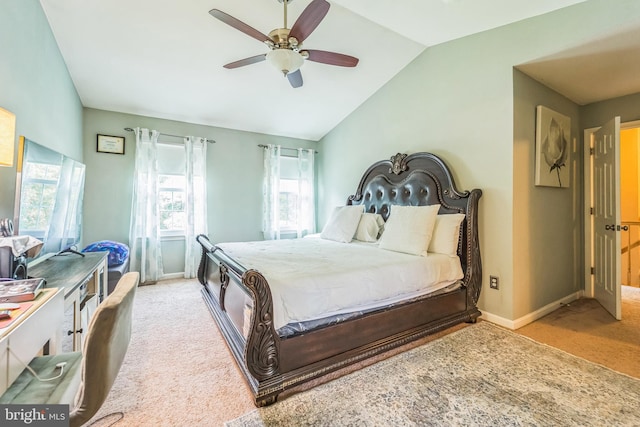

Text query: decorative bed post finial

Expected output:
[389,153,408,175]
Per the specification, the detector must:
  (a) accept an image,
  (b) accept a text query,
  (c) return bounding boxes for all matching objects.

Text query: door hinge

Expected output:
[590,147,595,155]
[591,267,595,275]
[590,207,594,215]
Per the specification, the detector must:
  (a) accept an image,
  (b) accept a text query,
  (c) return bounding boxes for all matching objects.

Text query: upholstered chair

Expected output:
[0,271,140,427]
[69,271,139,426]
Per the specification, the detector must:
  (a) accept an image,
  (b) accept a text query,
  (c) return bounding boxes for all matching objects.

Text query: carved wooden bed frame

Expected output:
[196,152,482,406]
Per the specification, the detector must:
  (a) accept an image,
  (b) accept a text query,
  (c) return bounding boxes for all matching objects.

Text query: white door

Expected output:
[593,116,621,320]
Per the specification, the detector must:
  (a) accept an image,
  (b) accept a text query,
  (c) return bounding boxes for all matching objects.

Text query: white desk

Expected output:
[0,288,64,395]
[29,252,107,351]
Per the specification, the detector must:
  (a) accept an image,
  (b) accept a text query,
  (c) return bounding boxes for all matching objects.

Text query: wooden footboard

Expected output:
[196,234,282,404]
[196,152,482,407]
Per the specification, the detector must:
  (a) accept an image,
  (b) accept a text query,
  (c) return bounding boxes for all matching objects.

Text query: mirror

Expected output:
[13,137,86,258]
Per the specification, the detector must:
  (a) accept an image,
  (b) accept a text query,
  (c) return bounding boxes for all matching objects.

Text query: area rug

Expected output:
[226,322,640,426]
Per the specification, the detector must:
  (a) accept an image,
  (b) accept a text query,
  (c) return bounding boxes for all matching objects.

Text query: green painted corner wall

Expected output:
[0,0,83,221]
[5,0,640,321]
[317,0,640,321]
[581,93,640,130]
[513,70,582,319]
[82,108,316,274]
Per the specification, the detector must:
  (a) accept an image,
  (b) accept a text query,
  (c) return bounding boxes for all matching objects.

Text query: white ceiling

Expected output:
[40,0,591,141]
[517,23,640,105]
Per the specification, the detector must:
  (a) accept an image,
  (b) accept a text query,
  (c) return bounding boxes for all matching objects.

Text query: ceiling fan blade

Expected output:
[304,50,359,67]
[289,0,330,44]
[209,9,270,43]
[287,70,303,88]
[223,54,267,69]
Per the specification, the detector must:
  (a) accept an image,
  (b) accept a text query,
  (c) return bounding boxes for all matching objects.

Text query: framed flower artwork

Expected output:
[535,105,570,188]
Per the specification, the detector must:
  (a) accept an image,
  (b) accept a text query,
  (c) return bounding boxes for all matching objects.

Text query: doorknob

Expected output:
[605,224,615,231]
[621,225,629,231]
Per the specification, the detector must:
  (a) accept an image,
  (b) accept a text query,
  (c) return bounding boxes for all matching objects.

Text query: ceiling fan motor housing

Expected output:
[267,28,300,50]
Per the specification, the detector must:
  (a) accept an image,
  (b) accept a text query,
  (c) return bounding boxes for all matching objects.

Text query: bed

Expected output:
[196,152,482,406]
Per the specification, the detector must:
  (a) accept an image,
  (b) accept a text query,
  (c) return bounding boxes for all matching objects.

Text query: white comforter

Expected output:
[217,237,463,330]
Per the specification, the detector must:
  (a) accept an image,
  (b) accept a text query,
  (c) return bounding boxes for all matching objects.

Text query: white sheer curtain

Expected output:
[183,136,208,278]
[296,148,315,238]
[42,157,85,253]
[262,145,281,240]
[262,145,315,240]
[129,128,163,283]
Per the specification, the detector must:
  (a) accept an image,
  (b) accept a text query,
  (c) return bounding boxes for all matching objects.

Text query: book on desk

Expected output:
[0,277,45,303]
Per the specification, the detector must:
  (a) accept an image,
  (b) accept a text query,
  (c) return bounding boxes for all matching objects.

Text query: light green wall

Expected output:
[5,0,640,319]
[513,70,582,319]
[0,0,83,220]
[318,31,514,318]
[82,108,316,274]
[317,0,640,321]
[581,92,640,129]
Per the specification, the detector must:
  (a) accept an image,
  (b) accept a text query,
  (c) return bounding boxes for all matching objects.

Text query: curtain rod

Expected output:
[124,127,216,143]
[258,144,317,153]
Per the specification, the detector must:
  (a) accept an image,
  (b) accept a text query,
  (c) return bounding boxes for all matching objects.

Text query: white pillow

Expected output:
[354,213,385,242]
[378,204,440,256]
[428,214,466,256]
[320,205,364,243]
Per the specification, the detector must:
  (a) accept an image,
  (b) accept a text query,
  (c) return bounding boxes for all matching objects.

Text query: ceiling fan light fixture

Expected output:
[266,49,304,75]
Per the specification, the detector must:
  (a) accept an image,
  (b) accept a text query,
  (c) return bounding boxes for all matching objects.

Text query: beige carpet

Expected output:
[516,286,640,379]
[87,279,640,426]
[87,277,466,426]
[88,278,256,426]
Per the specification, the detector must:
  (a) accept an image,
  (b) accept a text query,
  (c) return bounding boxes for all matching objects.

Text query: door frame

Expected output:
[584,119,640,298]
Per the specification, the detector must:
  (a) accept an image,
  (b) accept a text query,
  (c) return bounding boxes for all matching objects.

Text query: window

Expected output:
[158,174,186,233]
[278,178,299,231]
[263,146,315,239]
[157,144,187,237]
[279,156,304,233]
[129,128,208,281]
[19,161,61,238]
[17,149,85,254]
[156,143,206,238]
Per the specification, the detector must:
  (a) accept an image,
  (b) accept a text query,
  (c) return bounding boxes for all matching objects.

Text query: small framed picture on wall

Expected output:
[97,134,125,155]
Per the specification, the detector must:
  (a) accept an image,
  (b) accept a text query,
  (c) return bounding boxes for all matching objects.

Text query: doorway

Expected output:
[620,126,640,289]
[584,120,640,319]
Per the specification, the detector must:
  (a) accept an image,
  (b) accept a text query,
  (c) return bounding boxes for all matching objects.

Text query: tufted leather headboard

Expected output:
[347,152,483,303]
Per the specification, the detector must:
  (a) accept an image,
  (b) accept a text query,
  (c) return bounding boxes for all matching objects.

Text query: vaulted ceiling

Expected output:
[40,0,595,141]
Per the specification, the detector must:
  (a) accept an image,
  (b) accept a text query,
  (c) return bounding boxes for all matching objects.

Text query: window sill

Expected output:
[160,234,185,242]
[278,230,299,239]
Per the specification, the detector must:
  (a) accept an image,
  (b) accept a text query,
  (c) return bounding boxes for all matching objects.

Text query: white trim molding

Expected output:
[480,290,583,330]
[583,119,640,298]
[160,272,185,280]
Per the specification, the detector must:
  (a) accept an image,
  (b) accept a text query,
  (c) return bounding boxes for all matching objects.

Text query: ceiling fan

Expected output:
[209,0,359,88]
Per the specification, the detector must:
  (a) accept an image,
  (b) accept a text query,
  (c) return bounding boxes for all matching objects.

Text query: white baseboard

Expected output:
[479,311,515,329]
[480,290,584,330]
[160,272,185,280]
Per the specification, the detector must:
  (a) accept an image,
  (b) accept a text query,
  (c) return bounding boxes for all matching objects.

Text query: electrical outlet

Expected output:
[489,275,499,290]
